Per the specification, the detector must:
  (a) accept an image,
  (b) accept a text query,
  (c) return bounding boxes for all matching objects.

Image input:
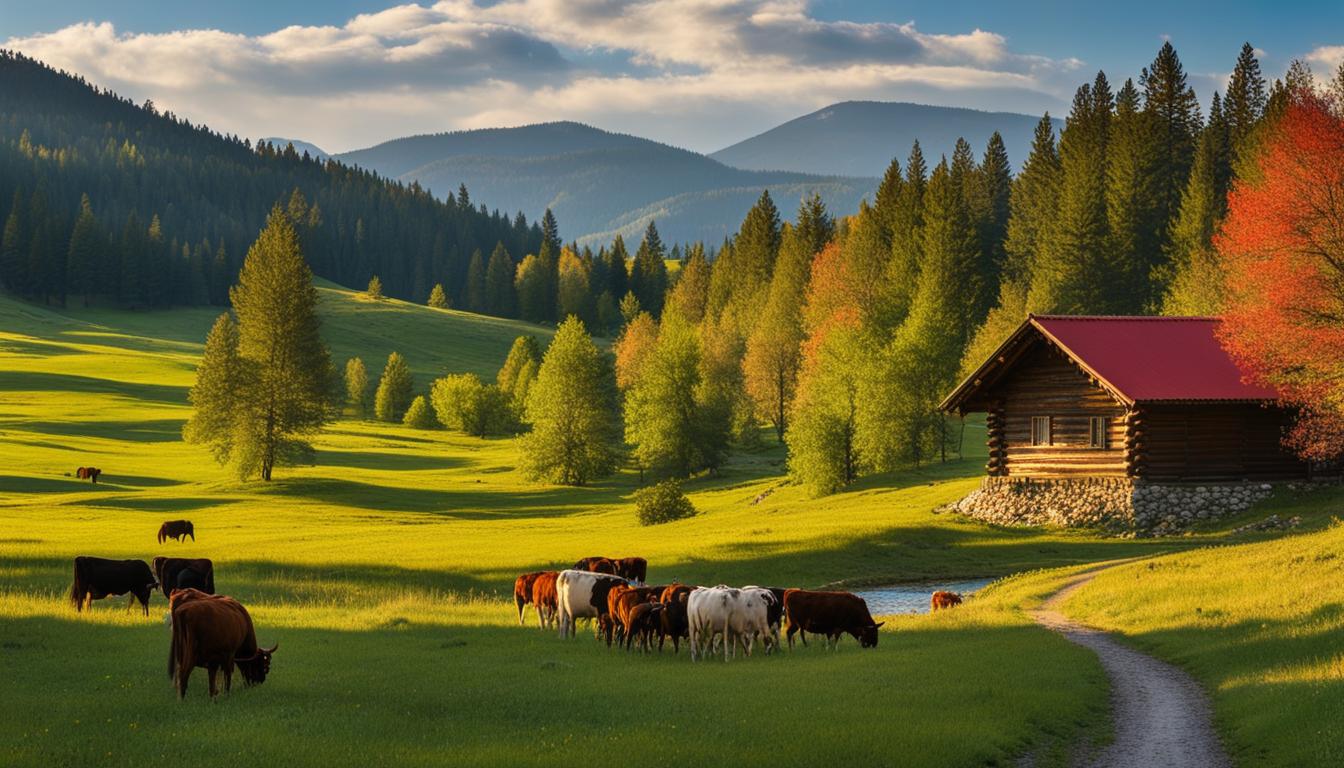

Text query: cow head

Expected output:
[237,643,278,685]
[858,622,883,648]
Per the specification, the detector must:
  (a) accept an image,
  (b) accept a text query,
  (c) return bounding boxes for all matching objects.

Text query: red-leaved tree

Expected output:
[1218,91,1344,459]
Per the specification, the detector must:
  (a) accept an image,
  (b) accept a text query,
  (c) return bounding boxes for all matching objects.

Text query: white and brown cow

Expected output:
[555,569,626,639]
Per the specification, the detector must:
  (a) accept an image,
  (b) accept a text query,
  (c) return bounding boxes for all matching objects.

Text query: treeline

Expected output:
[0,50,540,308]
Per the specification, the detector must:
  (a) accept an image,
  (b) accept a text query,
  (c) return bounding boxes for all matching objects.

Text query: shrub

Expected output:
[402,395,438,429]
[634,479,698,526]
[430,373,511,437]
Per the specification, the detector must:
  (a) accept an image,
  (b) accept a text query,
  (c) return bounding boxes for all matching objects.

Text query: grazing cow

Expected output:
[531,571,560,630]
[624,602,665,652]
[572,556,619,576]
[555,569,625,639]
[688,586,769,661]
[169,594,276,699]
[69,557,157,615]
[744,585,786,650]
[930,591,963,611]
[152,557,215,598]
[605,585,661,647]
[75,466,102,483]
[513,571,545,625]
[658,587,692,653]
[612,557,648,584]
[157,520,195,544]
[784,589,883,650]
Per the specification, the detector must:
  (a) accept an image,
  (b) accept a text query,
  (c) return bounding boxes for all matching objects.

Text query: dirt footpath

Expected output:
[1032,571,1232,768]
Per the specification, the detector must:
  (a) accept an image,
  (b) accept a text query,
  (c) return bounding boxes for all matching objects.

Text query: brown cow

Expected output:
[930,591,963,611]
[157,520,195,544]
[169,594,277,699]
[612,557,648,584]
[514,571,545,625]
[531,571,560,630]
[658,586,693,653]
[625,602,665,652]
[784,589,883,649]
[153,557,215,598]
[605,585,661,647]
[75,466,102,483]
[572,556,619,576]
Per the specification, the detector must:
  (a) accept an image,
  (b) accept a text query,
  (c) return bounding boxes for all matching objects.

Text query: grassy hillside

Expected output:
[2,289,1335,766]
[1063,495,1344,767]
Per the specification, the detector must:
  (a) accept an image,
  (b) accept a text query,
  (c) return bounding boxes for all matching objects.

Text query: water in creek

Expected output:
[853,577,996,616]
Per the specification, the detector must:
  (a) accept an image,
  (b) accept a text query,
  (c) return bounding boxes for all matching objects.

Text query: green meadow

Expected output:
[0,284,1337,767]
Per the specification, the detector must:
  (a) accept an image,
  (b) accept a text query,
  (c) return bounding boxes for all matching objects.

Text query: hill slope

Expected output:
[338,121,874,246]
[711,101,1058,176]
[260,137,330,161]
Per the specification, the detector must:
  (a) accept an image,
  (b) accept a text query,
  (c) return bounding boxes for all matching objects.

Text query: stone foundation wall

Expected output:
[942,476,1274,535]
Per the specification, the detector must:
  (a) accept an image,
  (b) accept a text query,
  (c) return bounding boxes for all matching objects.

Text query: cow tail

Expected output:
[69,563,83,612]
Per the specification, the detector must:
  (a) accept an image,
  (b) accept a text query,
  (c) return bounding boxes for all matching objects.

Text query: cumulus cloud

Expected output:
[1306,45,1344,73]
[4,1,1083,152]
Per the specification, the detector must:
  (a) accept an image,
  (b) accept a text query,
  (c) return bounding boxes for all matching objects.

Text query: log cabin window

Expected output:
[1089,416,1108,449]
[1030,416,1052,446]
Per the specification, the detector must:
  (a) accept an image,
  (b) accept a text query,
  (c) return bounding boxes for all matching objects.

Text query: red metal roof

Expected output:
[1031,315,1278,403]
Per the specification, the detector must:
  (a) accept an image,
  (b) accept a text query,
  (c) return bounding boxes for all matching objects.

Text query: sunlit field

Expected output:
[1062,493,1344,768]
[0,285,1333,767]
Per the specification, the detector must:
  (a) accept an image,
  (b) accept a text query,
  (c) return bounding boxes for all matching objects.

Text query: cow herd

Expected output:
[515,556,888,661]
[67,519,277,699]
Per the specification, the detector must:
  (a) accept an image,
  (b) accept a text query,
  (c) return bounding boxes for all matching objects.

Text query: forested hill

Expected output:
[711,101,1057,177]
[0,51,541,309]
[336,122,874,246]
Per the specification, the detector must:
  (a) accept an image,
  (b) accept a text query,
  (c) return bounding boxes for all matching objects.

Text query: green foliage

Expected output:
[1105,79,1165,310]
[787,325,865,495]
[427,283,448,309]
[664,242,710,323]
[484,242,516,317]
[183,312,248,465]
[1163,95,1231,315]
[429,373,510,437]
[514,253,549,323]
[464,249,486,312]
[344,357,369,417]
[402,395,438,429]
[634,478,698,525]
[374,351,414,422]
[629,221,669,317]
[520,317,619,485]
[194,207,333,480]
[1004,116,1060,285]
[365,275,383,300]
[557,247,592,324]
[618,291,642,327]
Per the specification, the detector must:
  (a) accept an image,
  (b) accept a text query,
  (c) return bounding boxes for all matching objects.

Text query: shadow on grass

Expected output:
[314,449,467,472]
[254,476,611,518]
[85,496,234,513]
[0,337,83,357]
[0,418,186,443]
[0,474,93,493]
[0,370,187,404]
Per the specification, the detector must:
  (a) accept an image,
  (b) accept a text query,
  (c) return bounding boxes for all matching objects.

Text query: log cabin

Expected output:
[941,315,1309,482]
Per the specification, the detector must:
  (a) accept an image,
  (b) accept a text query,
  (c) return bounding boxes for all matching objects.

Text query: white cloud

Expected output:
[1306,45,1344,73]
[4,1,1083,153]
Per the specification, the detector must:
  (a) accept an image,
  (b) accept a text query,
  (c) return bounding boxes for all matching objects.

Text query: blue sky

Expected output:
[3,2,1340,153]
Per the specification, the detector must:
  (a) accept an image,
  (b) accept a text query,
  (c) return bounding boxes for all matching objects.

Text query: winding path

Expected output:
[1031,568,1231,768]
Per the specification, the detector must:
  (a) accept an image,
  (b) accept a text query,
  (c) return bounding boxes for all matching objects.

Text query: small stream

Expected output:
[853,578,996,616]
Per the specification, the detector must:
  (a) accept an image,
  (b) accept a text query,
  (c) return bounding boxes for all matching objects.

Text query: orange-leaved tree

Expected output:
[1218,90,1344,459]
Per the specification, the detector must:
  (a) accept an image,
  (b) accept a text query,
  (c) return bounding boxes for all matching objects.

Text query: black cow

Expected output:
[153,557,215,598]
[70,557,157,614]
[157,520,195,544]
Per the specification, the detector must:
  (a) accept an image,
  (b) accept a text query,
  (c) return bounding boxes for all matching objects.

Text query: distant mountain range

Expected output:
[318,102,1055,246]
[710,101,1056,177]
[335,122,872,247]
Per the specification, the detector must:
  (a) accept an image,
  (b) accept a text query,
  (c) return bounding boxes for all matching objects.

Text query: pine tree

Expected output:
[629,221,668,317]
[484,241,516,317]
[344,357,369,417]
[1164,94,1231,315]
[977,132,1012,299]
[464,249,486,312]
[514,253,549,323]
[520,317,619,485]
[535,208,562,320]
[1003,116,1060,284]
[872,156,904,241]
[427,283,448,309]
[0,188,28,292]
[374,351,413,422]
[365,275,383,300]
[1142,42,1202,252]
[1030,81,1113,313]
[886,142,928,320]
[723,190,781,321]
[66,194,100,306]
[1225,43,1267,166]
[604,235,630,301]
[183,313,249,465]
[1105,78,1164,310]
[225,206,333,480]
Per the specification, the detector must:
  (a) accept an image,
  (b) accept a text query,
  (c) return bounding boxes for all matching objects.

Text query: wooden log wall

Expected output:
[1138,404,1307,480]
[986,403,1007,476]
